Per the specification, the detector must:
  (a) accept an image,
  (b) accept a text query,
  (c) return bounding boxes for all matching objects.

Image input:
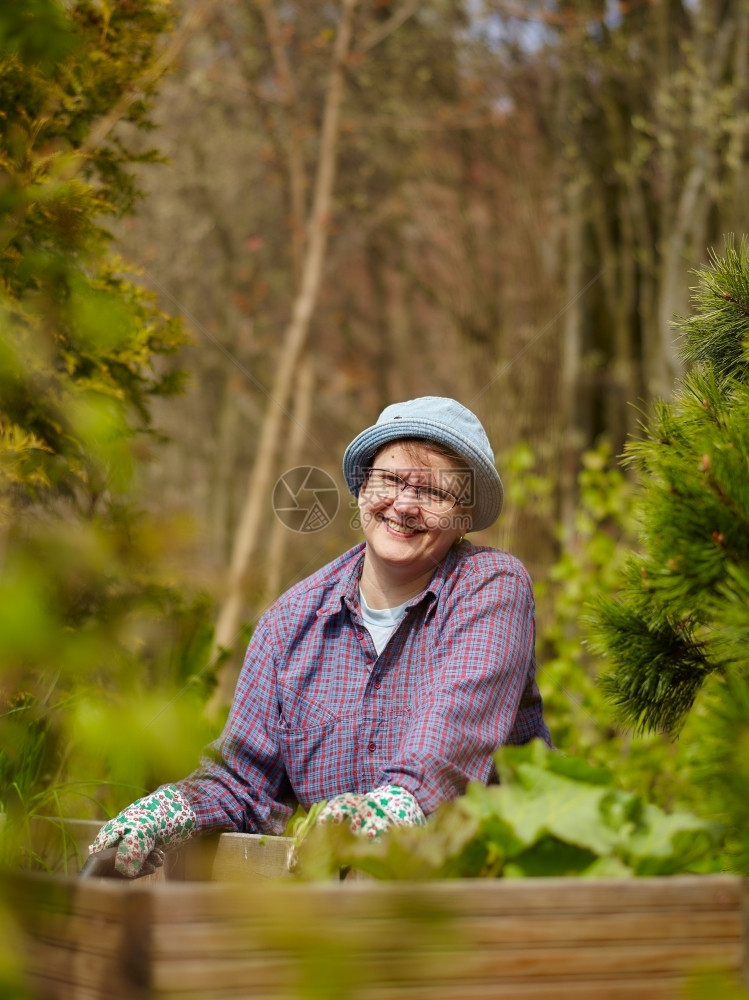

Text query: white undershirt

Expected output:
[359,588,410,655]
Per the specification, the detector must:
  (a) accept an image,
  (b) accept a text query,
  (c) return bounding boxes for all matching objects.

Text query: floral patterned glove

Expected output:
[89,784,198,878]
[316,784,425,838]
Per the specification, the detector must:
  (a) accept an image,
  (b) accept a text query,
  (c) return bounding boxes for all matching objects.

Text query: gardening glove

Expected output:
[316,784,426,838]
[89,784,198,878]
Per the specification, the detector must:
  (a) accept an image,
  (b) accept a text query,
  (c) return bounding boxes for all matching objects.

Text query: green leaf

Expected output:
[0,0,79,68]
[495,766,621,856]
[504,836,599,878]
[624,803,721,875]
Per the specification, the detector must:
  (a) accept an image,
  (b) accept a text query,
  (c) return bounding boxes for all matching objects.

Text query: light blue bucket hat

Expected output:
[342,396,503,532]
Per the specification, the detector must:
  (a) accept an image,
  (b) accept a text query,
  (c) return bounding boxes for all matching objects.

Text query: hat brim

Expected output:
[342,418,503,532]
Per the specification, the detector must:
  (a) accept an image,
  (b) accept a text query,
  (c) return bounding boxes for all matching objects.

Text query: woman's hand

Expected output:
[316,784,425,838]
[89,785,198,878]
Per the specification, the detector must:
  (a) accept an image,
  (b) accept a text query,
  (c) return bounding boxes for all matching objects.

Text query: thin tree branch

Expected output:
[357,0,421,53]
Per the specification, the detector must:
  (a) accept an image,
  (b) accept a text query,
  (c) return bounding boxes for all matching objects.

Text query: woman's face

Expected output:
[358,441,468,583]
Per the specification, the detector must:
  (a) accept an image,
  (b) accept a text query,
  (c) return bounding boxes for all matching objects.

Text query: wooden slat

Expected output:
[150,956,294,993]
[456,909,742,946]
[23,939,124,994]
[155,984,695,1000]
[31,910,122,953]
[175,832,294,883]
[142,872,743,928]
[147,938,740,993]
[16,870,162,920]
[150,908,742,960]
[22,973,121,1000]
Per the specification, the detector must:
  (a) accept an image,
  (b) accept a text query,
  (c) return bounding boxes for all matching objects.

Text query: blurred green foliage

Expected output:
[685,973,749,1000]
[0,0,220,870]
[502,440,690,810]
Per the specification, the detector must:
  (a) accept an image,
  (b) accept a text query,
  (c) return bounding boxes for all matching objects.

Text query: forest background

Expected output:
[2,0,749,860]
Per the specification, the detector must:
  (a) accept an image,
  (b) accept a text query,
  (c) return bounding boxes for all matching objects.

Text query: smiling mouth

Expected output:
[380,516,424,536]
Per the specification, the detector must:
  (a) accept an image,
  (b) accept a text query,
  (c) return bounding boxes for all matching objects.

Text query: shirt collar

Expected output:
[315,541,461,619]
[315,544,365,619]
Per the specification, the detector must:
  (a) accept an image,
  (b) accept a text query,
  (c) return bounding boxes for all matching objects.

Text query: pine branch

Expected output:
[675,235,749,381]
[720,290,749,317]
[591,596,712,735]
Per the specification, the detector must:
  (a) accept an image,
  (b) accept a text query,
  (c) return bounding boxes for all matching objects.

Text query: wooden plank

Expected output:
[150,907,742,960]
[153,989,678,1000]
[319,874,743,915]
[456,910,742,946]
[209,833,293,881]
[23,939,124,993]
[30,910,122,953]
[174,833,294,883]
[21,973,121,1000]
[144,873,744,924]
[9,871,149,935]
[147,938,741,993]
[24,892,153,998]
[150,956,293,993]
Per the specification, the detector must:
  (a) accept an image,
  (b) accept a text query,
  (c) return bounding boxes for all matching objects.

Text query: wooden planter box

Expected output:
[7,818,748,1000]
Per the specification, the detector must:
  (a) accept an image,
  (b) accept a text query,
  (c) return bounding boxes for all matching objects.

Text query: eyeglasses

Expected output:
[362,468,460,513]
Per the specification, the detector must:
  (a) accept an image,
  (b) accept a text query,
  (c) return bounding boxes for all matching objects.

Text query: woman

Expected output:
[90,396,551,876]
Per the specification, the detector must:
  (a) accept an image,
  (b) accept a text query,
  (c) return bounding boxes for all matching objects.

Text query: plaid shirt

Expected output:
[180,540,550,835]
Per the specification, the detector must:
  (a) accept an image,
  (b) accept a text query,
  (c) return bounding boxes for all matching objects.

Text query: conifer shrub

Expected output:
[589,237,749,872]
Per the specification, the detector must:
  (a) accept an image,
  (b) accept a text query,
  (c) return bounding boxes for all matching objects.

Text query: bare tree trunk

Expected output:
[206,0,358,716]
[559,172,587,535]
[258,0,308,284]
[258,352,315,612]
[728,0,749,216]
[654,3,736,399]
[557,19,588,536]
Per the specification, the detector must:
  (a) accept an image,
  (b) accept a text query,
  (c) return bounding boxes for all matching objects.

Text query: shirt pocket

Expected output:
[278,683,337,730]
[277,715,356,805]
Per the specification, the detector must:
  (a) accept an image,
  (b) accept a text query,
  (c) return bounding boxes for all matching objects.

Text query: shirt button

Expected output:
[368,742,376,753]
[374,680,381,689]
[356,631,364,639]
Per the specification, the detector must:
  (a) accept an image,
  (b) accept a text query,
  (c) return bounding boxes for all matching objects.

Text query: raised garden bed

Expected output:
[7,819,748,1000]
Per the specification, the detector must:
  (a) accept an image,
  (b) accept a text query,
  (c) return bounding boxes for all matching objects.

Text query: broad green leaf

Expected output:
[504,836,599,878]
[495,765,621,856]
[625,803,721,875]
